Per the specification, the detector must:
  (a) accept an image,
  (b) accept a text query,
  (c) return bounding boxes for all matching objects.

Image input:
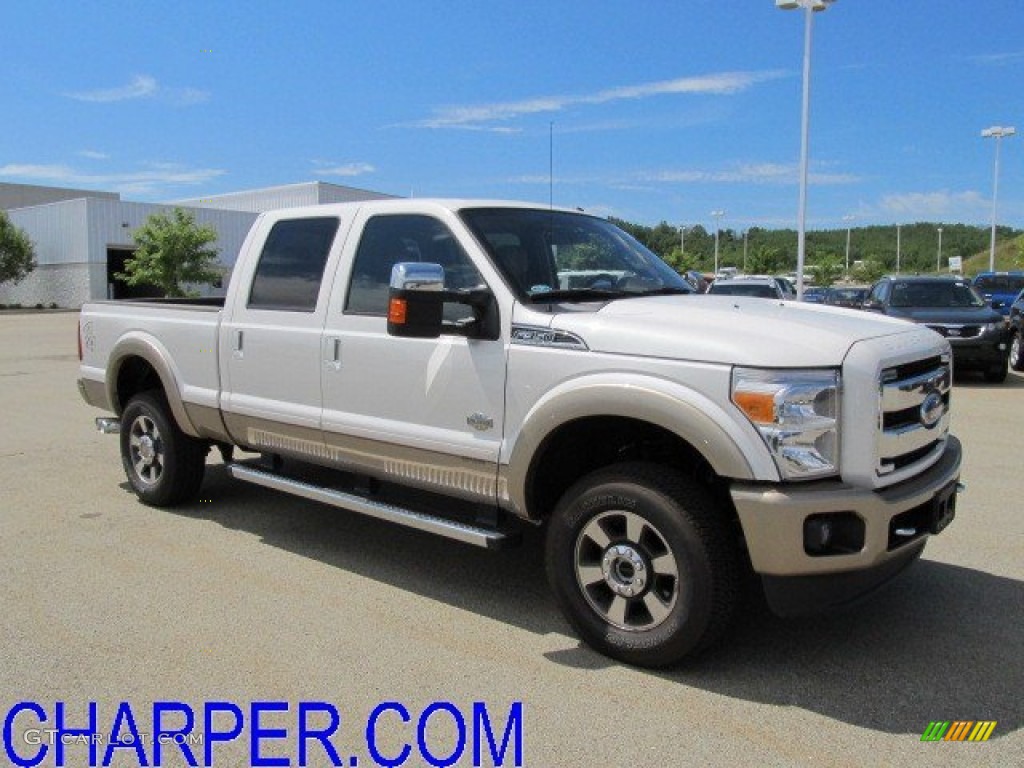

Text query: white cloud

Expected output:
[878,190,988,218]
[65,75,209,106]
[78,150,109,160]
[416,70,787,129]
[0,162,225,197]
[639,162,860,186]
[313,162,376,177]
[508,162,859,191]
[968,51,1024,66]
[66,75,158,103]
[169,87,211,106]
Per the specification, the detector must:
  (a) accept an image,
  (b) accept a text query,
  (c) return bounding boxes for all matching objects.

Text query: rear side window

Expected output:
[248,217,340,311]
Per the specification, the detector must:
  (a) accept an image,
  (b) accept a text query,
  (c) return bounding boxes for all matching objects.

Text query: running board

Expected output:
[227,463,516,549]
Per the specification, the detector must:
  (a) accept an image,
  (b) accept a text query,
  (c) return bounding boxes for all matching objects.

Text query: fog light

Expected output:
[804,513,865,556]
[805,519,833,552]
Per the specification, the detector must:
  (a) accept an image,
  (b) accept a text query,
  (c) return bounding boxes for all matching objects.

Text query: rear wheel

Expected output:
[1010,331,1024,372]
[545,462,738,667]
[120,391,206,506]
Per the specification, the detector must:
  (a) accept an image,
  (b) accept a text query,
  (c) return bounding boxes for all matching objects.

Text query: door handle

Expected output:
[326,337,341,370]
[233,329,244,358]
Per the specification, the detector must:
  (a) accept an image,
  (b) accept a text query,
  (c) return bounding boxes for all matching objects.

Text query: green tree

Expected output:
[0,211,37,285]
[851,259,886,284]
[812,254,844,287]
[745,245,788,275]
[118,208,221,298]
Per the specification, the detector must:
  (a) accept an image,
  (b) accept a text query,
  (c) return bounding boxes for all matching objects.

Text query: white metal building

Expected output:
[0,181,394,308]
[172,180,395,213]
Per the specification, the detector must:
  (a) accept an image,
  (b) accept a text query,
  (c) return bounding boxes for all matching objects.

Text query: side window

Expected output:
[868,282,887,304]
[248,217,340,311]
[345,214,484,320]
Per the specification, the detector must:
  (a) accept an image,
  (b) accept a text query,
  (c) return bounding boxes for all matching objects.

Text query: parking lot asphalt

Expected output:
[1,311,1021,767]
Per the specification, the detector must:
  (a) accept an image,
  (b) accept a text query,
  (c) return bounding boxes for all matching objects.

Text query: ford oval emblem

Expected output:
[919,391,944,429]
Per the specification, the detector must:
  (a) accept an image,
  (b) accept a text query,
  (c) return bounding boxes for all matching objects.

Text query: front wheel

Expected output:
[1010,331,1023,372]
[120,391,206,506]
[984,358,1008,383]
[545,463,739,667]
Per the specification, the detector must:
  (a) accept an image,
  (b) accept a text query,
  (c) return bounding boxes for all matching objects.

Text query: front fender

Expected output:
[107,333,200,438]
[501,372,776,518]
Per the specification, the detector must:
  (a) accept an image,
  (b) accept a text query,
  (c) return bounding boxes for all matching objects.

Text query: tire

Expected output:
[545,462,739,667]
[984,358,1008,384]
[120,391,206,506]
[1010,331,1024,372]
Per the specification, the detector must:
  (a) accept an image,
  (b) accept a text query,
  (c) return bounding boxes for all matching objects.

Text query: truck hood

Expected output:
[540,295,920,368]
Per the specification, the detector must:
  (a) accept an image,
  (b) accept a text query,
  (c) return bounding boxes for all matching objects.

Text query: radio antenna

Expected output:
[549,121,554,210]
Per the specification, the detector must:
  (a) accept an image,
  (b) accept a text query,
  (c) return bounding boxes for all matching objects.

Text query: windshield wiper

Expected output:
[526,288,625,303]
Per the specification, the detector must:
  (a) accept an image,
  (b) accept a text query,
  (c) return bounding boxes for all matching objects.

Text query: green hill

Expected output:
[961,233,1024,276]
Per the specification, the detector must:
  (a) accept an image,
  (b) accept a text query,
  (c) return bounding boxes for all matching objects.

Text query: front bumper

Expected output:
[730,436,961,608]
[946,334,1009,369]
[737,436,958,618]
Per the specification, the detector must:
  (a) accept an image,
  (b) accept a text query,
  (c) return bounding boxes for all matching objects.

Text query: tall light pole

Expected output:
[777,0,836,300]
[680,225,686,256]
[842,214,854,275]
[711,210,725,276]
[743,229,749,273]
[896,224,901,274]
[936,226,943,273]
[982,126,1016,272]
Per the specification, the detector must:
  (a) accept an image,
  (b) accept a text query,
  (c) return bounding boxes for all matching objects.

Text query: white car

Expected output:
[707,276,787,299]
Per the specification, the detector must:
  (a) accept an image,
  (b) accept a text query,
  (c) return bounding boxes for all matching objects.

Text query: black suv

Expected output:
[862,276,1011,382]
[1009,288,1024,371]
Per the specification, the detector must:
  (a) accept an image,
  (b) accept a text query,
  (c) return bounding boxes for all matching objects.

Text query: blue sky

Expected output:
[3,1,1023,231]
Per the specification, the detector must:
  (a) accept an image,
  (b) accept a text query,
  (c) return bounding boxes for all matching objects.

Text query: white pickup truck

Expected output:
[78,199,962,667]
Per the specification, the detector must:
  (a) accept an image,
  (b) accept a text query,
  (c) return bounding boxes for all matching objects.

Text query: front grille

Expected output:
[877,355,951,478]
[926,324,981,339]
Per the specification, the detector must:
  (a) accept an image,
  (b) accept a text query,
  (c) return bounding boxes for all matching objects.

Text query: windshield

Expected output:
[708,282,777,298]
[974,275,1024,295]
[890,281,985,309]
[459,208,691,301]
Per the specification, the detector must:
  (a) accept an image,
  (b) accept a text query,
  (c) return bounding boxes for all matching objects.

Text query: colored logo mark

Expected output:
[921,721,997,742]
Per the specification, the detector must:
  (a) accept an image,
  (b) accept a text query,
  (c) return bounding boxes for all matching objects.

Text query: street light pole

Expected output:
[777,0,836,300]
[936,226,943,273]
[680,225,686,256]
[711,210,725,276]
[743,230,749,273]
[982,126,1016,272]
[896,224,901,274]
[842,214,854,275]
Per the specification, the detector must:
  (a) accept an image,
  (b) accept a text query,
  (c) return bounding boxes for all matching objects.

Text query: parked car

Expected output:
[1008,288,1024,371]
[706,276,786,299]
[824,286,868,309]
[801,286,828,303]
[972,271,1024,316]
[745,274,797,299]
[862,276,1011,382]
[773,275,797,300]
[683,269,710,293]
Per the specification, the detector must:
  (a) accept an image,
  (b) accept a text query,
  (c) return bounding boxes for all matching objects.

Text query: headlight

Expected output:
[982,322,1005,334]
[731,367,840,480]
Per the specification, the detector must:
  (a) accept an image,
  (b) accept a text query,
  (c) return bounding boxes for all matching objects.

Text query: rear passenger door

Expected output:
[219,214,345,449]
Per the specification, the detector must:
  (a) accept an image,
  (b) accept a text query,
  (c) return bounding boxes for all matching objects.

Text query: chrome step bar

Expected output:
[227,463,515,549]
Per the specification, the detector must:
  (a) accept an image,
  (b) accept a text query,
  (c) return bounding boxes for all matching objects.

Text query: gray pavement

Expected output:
[1,311,1021,767]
